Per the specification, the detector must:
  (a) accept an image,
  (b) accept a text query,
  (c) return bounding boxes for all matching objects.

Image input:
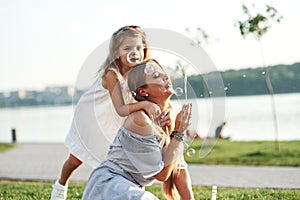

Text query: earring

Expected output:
[145,94,149,97]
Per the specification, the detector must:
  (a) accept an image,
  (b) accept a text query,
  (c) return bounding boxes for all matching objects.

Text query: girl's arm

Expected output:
[103,70,160,120]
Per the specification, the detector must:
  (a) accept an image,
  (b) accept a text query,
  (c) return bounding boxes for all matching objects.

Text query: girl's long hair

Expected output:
[127,59,180,200]
[98,25,150,77]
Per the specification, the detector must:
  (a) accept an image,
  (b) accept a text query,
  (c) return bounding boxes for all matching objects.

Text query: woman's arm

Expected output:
[123,110,183,181]
[103,70,160,119]
[154,103,192,181]
[124,103,192,183]
[153,138,182,181]
[125,113,182,181]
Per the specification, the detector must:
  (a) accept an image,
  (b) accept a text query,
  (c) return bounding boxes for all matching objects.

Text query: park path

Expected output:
[0,143,299,189]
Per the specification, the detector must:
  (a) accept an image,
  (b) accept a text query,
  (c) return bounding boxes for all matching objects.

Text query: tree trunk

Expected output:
[260,41,280,152]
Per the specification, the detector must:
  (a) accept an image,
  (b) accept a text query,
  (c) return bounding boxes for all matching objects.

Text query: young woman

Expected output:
[82,59,194,200]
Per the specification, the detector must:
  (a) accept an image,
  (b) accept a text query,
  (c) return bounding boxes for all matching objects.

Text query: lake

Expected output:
[0,93,299,143]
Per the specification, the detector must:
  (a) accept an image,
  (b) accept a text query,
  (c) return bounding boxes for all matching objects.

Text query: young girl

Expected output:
[51,25,163,200]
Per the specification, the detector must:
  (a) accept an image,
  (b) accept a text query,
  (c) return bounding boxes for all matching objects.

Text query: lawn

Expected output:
[0,181,299,200]
[1,141,299,199]
[0,143,15,153]
[184,139,300,166]
[1,140,299,166]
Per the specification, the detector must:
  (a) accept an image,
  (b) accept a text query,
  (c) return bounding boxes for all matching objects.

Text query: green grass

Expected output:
[0,143,15,153]
[1,140,300,166]
[0,141,299,199]
[184,140,300,166]
[0,181,83,200]
[0,181,299,200]
[147,185,300,200]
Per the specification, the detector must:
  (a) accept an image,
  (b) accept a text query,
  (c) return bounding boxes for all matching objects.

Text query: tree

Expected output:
[185,27,211,47]
[236,3,283,151]
[184,27,213,98]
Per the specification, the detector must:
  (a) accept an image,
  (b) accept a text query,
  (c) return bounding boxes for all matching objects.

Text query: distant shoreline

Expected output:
[1,62,300,107]
[1,92,299,109]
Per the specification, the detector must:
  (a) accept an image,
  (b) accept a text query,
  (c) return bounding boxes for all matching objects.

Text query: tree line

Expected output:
[1,62,299,107]
[174,62,300,98]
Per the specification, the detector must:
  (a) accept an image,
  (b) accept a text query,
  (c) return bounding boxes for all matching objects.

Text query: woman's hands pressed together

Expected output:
[174,103,192,133]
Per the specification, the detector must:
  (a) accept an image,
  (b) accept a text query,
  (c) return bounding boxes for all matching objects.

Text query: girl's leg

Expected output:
[51,154,82,200]
[58,154,82,185]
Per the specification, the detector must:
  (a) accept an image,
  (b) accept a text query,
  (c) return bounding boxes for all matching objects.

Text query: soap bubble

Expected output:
[126,50,142,65]
[144,63,155,75]
[186,148,196,157]
[174,87,184,96]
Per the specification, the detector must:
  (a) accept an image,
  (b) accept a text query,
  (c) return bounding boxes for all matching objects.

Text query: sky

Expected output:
[0,0,299,91]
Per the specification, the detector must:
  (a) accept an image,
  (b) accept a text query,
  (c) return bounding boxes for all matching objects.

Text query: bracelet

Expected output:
[170,131,184,142]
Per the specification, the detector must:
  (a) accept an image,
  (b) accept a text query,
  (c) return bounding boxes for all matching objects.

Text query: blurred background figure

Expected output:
[215,121,228,139]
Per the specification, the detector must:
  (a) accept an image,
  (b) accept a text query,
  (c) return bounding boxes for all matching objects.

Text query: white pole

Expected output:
[211,185,217,200]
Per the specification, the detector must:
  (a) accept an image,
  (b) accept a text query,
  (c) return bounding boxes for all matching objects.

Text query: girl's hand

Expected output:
[174,103,192,132]
[158,109,172,127]
[143,102,161,121]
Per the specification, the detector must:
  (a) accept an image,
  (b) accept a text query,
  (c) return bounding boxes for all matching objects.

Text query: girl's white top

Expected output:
[65,68,131,168]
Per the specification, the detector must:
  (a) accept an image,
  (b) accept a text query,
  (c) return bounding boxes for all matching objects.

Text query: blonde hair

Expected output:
[99,25,151,77]
[127,59,180,200]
